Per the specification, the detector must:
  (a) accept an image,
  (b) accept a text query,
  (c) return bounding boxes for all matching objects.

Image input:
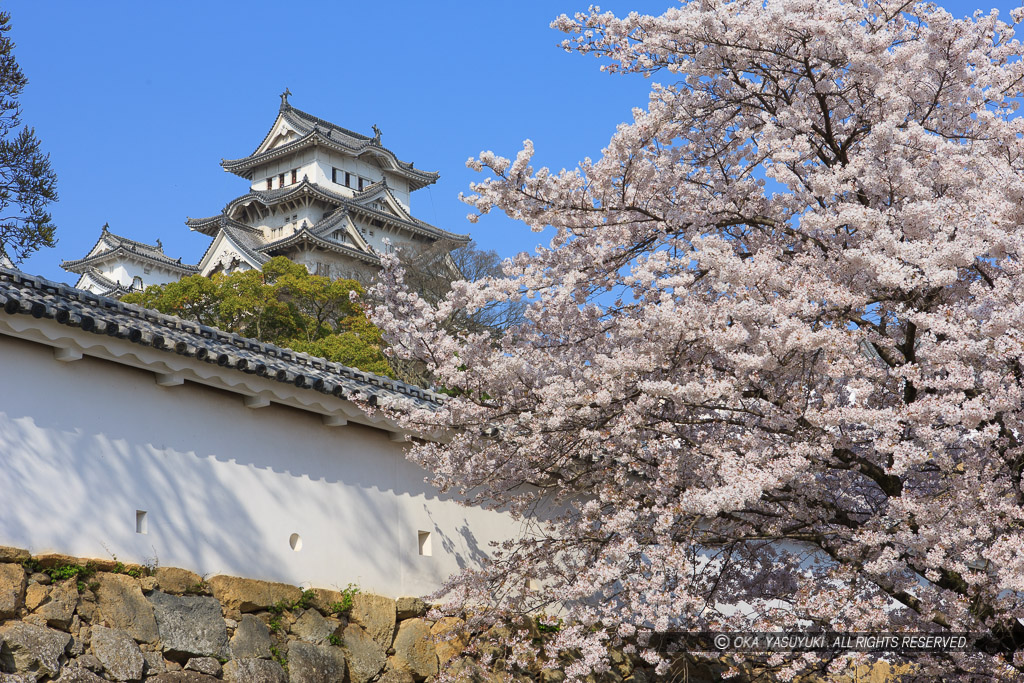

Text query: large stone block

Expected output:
[342,623,386,683]
[229,614,272,659]
[290,610,339,645]
[90,625,144,682]
[147,591,229,659]
[23,584,47,612]
[391,618,437,680]
[153,568,204,596]
[93,573,158,644]
[183,657,221,677]
[52,665,106,681]
[147,673,220,683]
[0,548,29,565]
[0,621,71,679]
[222,658,288,683]
[0,564,26,620]
[207,576,300,613]
[395,597,427,620]
[36,580,78,629]
[286,641,346,683]
[305,588,345,615]
[430,617,469,666]
[349,593,396,649]
[0,673,36,683]
[54,668,107,682]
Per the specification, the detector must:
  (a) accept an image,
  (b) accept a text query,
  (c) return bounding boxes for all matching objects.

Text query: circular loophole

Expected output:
[289,533,303,552]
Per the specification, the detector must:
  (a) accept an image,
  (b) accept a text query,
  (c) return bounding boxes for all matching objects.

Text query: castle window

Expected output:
[331,168,337,184]
[132,276,143,290]
[345,172,352,188]
[358,177,365,191]
[279,173,285,187]
[267,178,273,190]
[291,169,298,184]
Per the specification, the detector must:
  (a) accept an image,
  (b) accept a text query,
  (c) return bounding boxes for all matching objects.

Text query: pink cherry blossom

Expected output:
[370,1,1024,679]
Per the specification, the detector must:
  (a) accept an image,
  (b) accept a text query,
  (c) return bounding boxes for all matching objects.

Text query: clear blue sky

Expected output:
[5,0,1016,283]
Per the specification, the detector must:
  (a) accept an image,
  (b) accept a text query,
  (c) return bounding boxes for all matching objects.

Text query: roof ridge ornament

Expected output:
[280,88,292,111]
[371,124,382,146]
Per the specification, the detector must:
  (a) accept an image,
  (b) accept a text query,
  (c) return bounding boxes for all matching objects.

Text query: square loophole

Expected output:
[417,530,432,556]
[135,510,148,535]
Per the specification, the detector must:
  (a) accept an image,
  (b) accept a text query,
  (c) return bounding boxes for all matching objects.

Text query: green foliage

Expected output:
[123,257,393,376]
[24,559,96,584]
[268,616,283,633]
[294,589,316,611]
[536,619,562,635]
[269,645,287,669]
[327,583,360,615]
[0,11,58,266]
[327,633,342,647]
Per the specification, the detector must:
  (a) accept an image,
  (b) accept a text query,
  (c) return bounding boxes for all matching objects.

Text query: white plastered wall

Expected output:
[0,330,521,597]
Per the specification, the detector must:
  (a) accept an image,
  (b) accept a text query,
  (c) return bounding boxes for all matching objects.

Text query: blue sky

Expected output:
[5,0,1017,283]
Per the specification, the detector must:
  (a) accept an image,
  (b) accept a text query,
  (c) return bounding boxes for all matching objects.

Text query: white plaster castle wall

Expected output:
[313,149,413,211]
[0,333,521,597]
[88,260,182,292]
[249,149,317,193]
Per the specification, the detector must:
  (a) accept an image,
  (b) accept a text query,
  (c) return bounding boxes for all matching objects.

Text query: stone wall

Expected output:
[0,546,912,683]
[0,546,453,683]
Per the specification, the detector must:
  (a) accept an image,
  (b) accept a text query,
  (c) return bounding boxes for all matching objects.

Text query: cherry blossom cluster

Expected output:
[370,0,1024,679]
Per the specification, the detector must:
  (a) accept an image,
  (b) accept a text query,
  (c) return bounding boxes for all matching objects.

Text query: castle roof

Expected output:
[61,226,198,276]
[0,266,439,409]
[187,178,470,244]
[221,103,440,191]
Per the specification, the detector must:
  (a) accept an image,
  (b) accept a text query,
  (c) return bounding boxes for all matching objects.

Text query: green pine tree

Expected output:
[0,11,57,266]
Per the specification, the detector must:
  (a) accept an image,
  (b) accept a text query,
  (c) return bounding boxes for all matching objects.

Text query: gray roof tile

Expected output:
[0,266,438,409]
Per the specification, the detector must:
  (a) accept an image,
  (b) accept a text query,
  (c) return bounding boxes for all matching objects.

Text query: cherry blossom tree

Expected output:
[370,0,1024,679]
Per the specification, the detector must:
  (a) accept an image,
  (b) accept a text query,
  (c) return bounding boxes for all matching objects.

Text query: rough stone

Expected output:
[32,554,83,571]
[76,653,102,671]
[139,577,157,592]
[431,617,469,666]
[93,573,158,643]
[229,614,272,659]
[207,576,300,613]
[90,625,145,681]
[349,593,396,649]
[391,618,437,680]
[147,591,229,659]
[0,548,29,565]
[222,658,288,683]
[28,573,49,586]
[148,673,220,683]
[0,564,26,620]
[51,666,108,683]
[380,665,417,683]
[287,641,346,683]
[141,650,165,675]
[183,657,221,676]
[153,568,204,595]
[75,599,96,623]
[37,580,79,629]
[0,674,35,683]
[290,609,339,644]
[306,588,345,615]
[0,621,71,679]
[342,623,387,683]
[23,584,47,612]
[395,597,427,620]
